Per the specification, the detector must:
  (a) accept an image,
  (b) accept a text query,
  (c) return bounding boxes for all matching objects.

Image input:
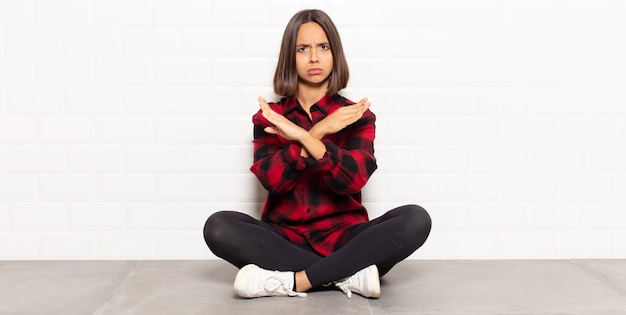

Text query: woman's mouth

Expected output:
[307,68,323,75]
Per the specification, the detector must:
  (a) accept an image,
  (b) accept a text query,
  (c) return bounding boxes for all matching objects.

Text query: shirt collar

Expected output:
[283,94,341,116]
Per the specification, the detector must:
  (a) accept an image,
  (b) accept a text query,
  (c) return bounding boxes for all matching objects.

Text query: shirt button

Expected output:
[306,209,311,214]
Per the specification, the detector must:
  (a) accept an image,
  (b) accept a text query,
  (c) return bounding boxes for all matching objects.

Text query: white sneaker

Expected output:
[233,264,307,298]
[334,265,380,299]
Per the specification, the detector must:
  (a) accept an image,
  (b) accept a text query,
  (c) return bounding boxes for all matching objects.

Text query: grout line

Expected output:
[90,260,140,315]
[570,259,626,298]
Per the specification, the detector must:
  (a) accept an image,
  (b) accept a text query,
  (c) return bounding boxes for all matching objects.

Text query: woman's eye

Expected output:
[320,44,329,50]
[297,46,307,52]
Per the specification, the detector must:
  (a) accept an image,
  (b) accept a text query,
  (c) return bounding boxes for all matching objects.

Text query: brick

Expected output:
[154,117,212,144]
[0,146,6,173]
[66,87,124,114]
[528,88,586,115]
[557,231,614,258]
[38,117,95,144]
[155,175,213,201]
[443,174,500,202]
[585,146,626,172]
[183,87,242,115]
[209,116,250,145]
[0,203,8,229]
[97,175,155,201]
[10,203,67,229]
[239,30,282,58]
[468,202,527,230]
[444,0,502,28]
[211,58,273,86]
[387,174,444,203]
[123,29,180,56]
[499,232,557,258]
[473,30,532,58]
[127,203,183,229]
[40,175,96,201]
[468,146,528,173]
[583,203,626,229]
[528,146,585,173]
[6,87,64,115]
[0,59,35,85]
[34,0,91,26]
[65,28,122,56]
[98,231,155,258]
[503,0,560,28]
[125,146,182,172]
[95,58,153,85]
[153,0,210,27]
[6,28,63,56]
[585,88,626,114]
[559,117,616,145]
[67,146,124,173]
[154,59,211,86]
[560,0,625,28]
[436,231,500,259]
[0,232,39,259]
[0,0,33,26]
[556,174,614,202]
[498,174,556,202]
[37,59,93,85]
[125,87,183,115]
[212,174,264,203]
[0,175,38,201]
[182,145,251,173]
[68,203,125,229]
[182,29,240,57]
[40,232,97,259]
[526,202,584,231]
[0,117,37,144]
[96,117,154,144]
[93,0,152,26]
[8,146,66,173]
[386,0,444,27]
[210,0,271,27]
[156,231,212,258]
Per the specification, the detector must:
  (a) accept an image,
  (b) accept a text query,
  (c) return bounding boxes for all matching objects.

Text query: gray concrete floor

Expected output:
[0,260,625,315]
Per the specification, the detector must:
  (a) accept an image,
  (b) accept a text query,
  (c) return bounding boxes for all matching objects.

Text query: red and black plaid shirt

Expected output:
[250,94,377,257]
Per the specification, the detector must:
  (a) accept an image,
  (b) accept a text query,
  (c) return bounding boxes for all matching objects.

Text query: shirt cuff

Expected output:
[304,139,339,171]
[282,141,306,170]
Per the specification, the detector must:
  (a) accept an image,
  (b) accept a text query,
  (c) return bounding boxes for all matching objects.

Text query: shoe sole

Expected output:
[368,265,381,298]
[233,264,259,298]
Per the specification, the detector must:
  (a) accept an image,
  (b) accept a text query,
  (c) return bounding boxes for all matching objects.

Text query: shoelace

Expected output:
[264,274,307,297]
[334,278,354,299]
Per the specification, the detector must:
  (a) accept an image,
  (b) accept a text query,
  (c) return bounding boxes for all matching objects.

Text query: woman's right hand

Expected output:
[311,97,371,138]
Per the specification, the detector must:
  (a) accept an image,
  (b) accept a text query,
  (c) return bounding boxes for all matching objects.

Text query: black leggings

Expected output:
[203,204,431,288]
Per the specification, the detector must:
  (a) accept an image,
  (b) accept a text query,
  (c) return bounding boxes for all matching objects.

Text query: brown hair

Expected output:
[273,9,349,98]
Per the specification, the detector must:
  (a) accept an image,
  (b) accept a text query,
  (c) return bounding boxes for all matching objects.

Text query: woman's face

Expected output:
[295,22,334,89]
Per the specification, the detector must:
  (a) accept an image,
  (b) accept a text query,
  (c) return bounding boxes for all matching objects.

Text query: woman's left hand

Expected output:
[259,96,308,142]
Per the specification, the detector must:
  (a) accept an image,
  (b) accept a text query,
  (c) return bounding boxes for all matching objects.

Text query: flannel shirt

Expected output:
[250,94,377,256]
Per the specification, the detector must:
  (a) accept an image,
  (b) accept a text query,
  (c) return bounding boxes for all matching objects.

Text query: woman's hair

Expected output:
[274,9,349,97]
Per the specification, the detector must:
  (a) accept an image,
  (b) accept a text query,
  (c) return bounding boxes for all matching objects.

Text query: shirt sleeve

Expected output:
[249,109,306,193]
[304,110,378,195]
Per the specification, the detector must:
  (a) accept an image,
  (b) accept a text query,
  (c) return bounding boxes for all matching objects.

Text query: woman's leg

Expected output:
[203,211,323,272]
[304,204,431,287]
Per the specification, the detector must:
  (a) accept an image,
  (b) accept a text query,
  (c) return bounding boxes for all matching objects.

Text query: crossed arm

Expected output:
[258,96,371,160]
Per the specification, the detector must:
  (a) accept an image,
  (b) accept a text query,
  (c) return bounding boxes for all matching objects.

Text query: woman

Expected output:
[204,9,431,299]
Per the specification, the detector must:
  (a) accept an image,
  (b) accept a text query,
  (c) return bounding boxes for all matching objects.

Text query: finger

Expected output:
[264,126,277,134]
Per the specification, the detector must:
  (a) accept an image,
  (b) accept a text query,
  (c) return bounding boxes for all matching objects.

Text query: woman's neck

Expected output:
[296,84,328,110]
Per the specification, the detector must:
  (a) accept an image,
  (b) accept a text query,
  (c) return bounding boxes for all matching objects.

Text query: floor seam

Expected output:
[90,260,140,315]
[570,260,626,299]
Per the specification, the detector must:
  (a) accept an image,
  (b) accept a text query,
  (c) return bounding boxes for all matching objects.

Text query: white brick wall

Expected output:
[1,0,625,260]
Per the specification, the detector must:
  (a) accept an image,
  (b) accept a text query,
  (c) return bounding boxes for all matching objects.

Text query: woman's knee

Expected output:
[397,204,432,243]
[203,211,238,247]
